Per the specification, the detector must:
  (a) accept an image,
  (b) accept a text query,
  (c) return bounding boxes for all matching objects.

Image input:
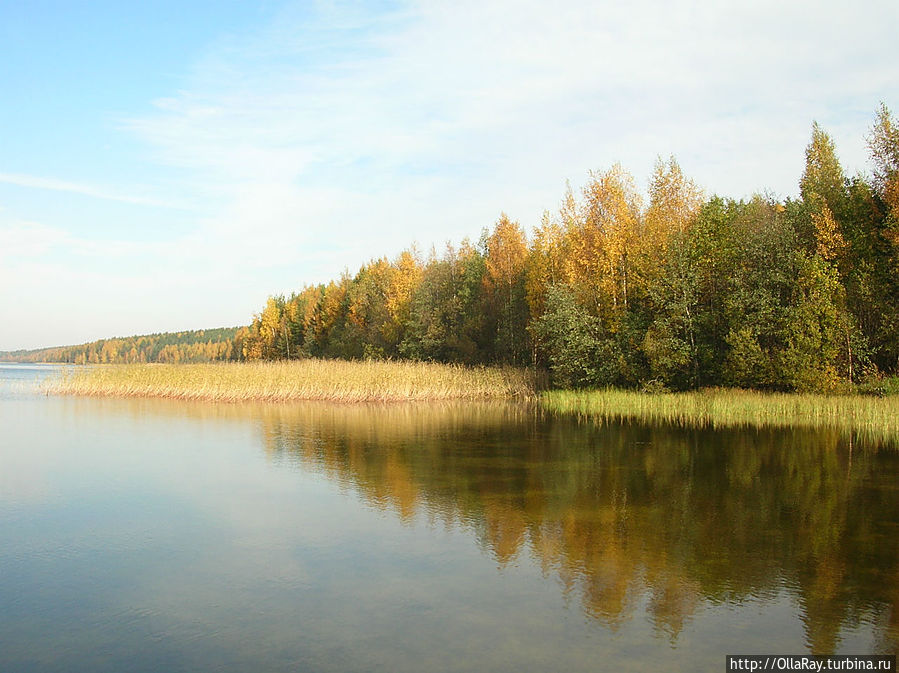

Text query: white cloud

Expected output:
[128,0,899,203]
[135,3,891,241]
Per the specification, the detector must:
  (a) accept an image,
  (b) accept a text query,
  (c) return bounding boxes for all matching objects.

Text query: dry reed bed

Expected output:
[543,388,899,442]
[47,360,536,402]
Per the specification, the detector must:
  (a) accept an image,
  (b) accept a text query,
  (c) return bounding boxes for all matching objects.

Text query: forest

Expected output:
[5,106,897,393]
[1,327,243,365]
[237,105,899,392]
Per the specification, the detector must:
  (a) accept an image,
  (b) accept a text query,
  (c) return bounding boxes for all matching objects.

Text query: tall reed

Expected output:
[543,388,899,443]
[47,359,535,403]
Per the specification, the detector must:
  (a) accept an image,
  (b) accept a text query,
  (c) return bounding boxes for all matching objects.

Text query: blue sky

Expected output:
[2,0,897,350]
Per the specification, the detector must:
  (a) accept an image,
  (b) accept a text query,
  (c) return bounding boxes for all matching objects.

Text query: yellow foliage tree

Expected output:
[383,249,422,347]
[564,164,642,323]
[485,213,529,361]
[813,204,848,263]
[526,210,566,318]
[644,157,703,253]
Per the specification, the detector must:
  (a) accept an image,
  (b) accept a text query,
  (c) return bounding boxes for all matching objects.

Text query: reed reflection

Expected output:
[247,402,899,654]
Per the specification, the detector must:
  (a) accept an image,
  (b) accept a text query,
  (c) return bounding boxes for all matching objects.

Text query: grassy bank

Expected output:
[47,359,535,402]
[543,388,899,441]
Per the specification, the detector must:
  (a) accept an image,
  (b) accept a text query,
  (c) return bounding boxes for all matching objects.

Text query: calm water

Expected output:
[1,363,897,671]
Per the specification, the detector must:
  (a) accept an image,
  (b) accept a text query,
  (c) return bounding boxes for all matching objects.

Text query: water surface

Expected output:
[1,363,896,671]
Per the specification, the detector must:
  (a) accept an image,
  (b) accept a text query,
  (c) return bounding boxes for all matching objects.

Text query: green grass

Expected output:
[46,359,535,402]
[542,387,899,442]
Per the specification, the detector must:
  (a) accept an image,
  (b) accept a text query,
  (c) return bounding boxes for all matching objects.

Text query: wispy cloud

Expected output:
[127,0,899,225]
[0,172,186,209]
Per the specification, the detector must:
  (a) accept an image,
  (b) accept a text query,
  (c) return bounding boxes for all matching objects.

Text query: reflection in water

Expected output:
[225,401,899,654]
[8,381,899,665]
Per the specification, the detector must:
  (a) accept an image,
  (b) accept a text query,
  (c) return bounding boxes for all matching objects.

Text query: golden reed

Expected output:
[47,359,536,403]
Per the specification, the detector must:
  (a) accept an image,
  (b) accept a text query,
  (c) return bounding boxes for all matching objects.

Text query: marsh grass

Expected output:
[47,359,535,403]
[543,388,899,443]
[45,363,899,441]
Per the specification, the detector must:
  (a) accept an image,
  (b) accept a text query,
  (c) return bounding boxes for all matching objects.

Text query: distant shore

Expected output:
[46,359,536,403]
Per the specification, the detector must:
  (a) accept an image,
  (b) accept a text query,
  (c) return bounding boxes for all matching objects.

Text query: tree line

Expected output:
[240,105,899,392]
[2,327,244,365]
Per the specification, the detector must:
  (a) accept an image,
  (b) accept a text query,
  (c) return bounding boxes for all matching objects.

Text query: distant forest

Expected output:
[1,327,243,365]
[6,105,898,392]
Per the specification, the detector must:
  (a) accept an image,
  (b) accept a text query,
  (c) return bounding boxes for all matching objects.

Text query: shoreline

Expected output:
[40,360,899,441]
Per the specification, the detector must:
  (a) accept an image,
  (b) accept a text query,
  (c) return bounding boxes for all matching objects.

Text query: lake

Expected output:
[1,363,896,671]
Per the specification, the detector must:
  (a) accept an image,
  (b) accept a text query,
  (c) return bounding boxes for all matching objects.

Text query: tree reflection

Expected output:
[246,401,898,653]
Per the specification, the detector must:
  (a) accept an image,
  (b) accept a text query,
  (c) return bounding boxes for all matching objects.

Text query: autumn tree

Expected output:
[561,165,642,324]
[484,214,529,363]
[801,122,847,216]
[525,210,566,320]
[382,250,423,354]
[641,156,703,278]
[637,158,705,387]
[401,241,488,363]
[852,103,899,371]
[867,102,899,215]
